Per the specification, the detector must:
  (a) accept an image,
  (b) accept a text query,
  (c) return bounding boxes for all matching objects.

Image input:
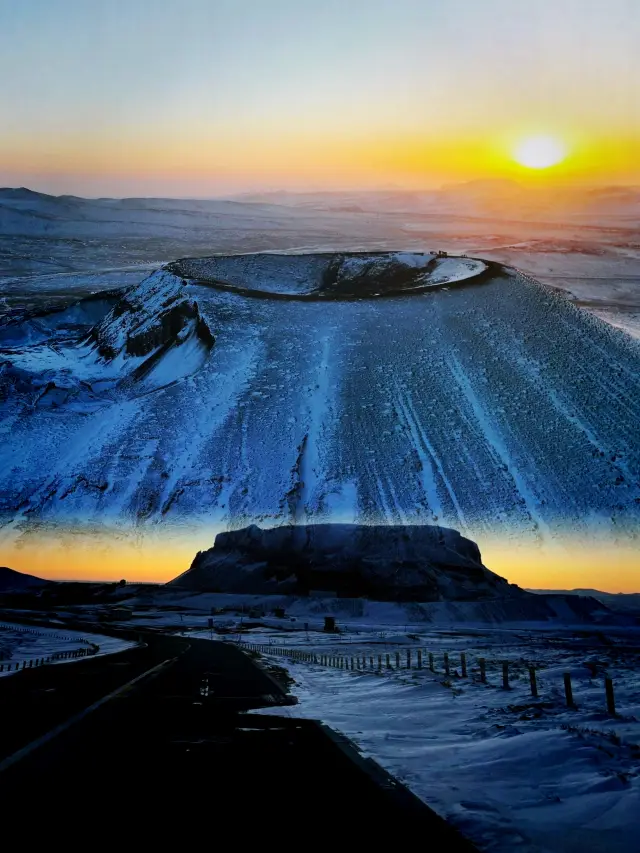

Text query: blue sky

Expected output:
[1,0,638,194]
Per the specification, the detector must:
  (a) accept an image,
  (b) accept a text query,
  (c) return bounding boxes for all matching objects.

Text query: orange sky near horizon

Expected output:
[1,1,638,196]
[3,132,639,195]
[1,531,638,594]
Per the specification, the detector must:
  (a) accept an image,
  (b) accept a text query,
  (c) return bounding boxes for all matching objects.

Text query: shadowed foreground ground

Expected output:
[0,629,477,848]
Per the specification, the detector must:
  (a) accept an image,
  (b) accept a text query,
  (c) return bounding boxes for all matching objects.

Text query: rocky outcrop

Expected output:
[87,269,214,370]
[0,269,215,410]
[320,253,436,297]
[171,523,522,602]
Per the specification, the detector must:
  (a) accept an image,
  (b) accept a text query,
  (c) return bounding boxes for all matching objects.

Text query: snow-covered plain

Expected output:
[0,621,135,676]
[242,627,640,853]
[2,186,638,336]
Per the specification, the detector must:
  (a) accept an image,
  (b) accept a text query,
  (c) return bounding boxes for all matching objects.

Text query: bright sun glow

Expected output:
[513,135,567,169]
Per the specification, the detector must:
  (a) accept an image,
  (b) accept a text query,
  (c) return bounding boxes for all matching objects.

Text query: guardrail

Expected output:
[0,622,94,644]
[0,622,100,674]
[237,641,619,717]
[0,644,100,673]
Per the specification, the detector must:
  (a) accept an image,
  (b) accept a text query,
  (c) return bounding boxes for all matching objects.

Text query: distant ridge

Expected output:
[0,186,54,201]
[529,588,640,614]
[0,566,47,591]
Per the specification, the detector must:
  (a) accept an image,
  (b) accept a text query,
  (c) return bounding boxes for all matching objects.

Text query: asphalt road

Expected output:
[0,634,478,849]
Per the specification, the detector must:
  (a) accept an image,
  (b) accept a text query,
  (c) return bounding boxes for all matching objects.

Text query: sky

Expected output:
[1,527,639,593]
[1,0,639,196]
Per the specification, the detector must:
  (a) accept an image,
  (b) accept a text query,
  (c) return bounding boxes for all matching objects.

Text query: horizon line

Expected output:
[3,179,640,203]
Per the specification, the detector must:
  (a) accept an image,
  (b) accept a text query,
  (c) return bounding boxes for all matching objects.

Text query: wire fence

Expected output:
[0,622,100,674]
[236,640,619,716]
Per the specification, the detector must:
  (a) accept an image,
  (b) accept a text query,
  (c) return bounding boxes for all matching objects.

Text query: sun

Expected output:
[513,135,566,169]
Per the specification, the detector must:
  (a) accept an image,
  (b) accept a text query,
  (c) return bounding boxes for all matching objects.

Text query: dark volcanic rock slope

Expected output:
[0,252,639,572]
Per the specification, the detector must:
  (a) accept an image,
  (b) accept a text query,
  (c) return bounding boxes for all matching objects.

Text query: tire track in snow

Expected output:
[446,353,551,541]
[402,389,468,530]
[295,332,334,522]
[395,385,467,528]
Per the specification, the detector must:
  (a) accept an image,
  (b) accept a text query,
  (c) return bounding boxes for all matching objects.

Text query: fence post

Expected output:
[417,650,422,669]
[395,652,400,669]
[378,655,382,671]
[479,658,486,682]
[386,654,391,670]
[502,661,509,689]
[529,666,538,698]
[564,672,574,707]
[406,650,411,669]
[605,677,616,715]
[444,653,450,677]
[370,656,374,670]
[461,653,467,678]
[429,652,435,672]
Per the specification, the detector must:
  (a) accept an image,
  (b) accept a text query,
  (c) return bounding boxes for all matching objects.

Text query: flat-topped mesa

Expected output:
[171,523,522,602]
[87,269,214,364]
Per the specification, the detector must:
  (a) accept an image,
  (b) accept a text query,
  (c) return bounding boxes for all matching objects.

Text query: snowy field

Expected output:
[2,186,638,336]
[0,621,135,676]
[236,626,640,853]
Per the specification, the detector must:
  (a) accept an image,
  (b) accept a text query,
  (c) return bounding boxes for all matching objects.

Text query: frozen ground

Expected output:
[0,620,135,675]
[114,585,620,633]
[240,625,640,853]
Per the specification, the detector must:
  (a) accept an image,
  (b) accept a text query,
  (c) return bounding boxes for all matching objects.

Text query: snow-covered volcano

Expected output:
[1,251,639,579]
